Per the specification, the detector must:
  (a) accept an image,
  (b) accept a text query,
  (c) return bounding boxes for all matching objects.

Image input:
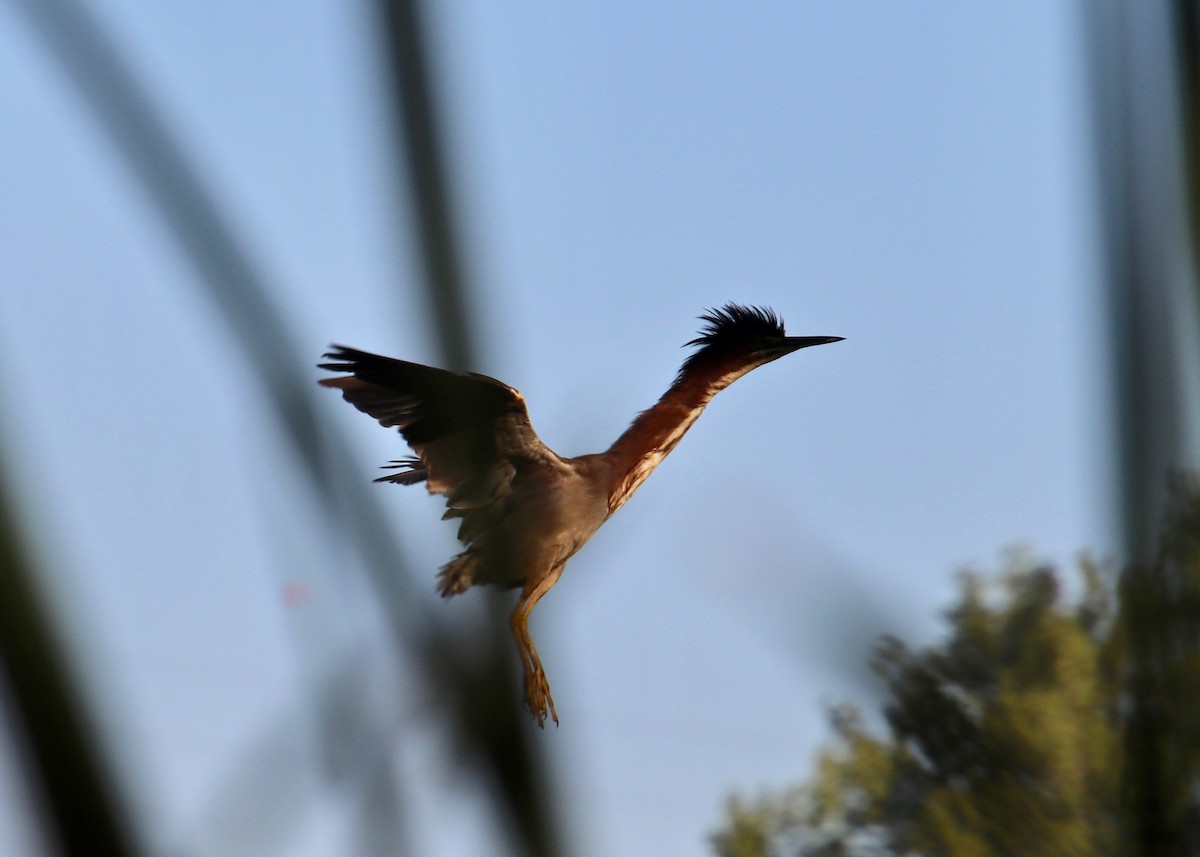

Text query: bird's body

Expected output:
[320,304,841,726]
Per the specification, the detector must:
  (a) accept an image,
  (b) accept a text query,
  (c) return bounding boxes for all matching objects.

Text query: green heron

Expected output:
[320,304,841,726]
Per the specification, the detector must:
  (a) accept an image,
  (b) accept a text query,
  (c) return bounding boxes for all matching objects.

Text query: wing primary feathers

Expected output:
[375,458,428,485]
[318,344,553,563]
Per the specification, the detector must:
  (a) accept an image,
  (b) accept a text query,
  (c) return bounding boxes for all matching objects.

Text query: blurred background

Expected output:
[1,1,1198,856]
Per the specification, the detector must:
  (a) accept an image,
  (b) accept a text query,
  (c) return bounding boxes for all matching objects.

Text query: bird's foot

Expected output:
[523,664,558,728]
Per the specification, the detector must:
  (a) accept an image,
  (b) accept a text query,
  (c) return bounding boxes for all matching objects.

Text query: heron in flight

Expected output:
[319,304,841,726]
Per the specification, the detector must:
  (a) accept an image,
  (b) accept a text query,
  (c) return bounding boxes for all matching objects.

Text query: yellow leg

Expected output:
[511,570,561,727]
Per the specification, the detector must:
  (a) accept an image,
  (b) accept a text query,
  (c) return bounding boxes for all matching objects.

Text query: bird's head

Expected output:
[677,303,843,389]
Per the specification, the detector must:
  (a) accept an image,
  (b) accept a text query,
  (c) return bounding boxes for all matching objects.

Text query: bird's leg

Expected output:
[511,571,560,727]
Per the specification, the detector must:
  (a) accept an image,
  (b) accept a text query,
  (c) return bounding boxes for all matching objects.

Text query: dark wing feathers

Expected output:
[319,345,550,546]
[375,457,427,485]
[318,345,523,443]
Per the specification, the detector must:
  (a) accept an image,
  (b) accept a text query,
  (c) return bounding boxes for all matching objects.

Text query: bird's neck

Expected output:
[604,370,736,516]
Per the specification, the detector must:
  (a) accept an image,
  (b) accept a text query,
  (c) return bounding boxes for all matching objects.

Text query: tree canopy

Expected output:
[712,478,1200,857]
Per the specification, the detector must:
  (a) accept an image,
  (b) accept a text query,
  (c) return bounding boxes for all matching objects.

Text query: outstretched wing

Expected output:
[319,345,554,541]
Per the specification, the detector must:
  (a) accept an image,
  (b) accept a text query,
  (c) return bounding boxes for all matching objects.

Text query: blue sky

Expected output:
[0,2,1112,855]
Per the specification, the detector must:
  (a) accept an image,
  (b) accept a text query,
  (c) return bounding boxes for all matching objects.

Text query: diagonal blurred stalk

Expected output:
[8,0,557,855]
[376,0,475,372]
[0,460,142,856]
[5,0,427,852]
[373,3,562,855]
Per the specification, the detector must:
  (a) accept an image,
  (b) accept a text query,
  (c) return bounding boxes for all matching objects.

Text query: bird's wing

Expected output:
[319,345,555,541]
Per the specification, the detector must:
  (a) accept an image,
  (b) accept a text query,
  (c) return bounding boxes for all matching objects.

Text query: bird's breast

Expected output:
[501,457,609,567]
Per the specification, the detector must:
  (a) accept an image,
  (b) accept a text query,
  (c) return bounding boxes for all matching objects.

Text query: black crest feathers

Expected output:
[675,304,785,380]
[685,304,785,350]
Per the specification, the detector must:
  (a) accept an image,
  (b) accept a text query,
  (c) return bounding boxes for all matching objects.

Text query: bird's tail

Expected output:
[437,551,478,597]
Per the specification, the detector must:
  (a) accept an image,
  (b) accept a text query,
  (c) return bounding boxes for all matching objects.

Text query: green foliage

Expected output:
[711,479,1200,857]
[710,795,780,857]
[1113,478,1200,854]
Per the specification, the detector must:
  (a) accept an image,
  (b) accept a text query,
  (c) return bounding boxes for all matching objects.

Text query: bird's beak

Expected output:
[776,335,844,355]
